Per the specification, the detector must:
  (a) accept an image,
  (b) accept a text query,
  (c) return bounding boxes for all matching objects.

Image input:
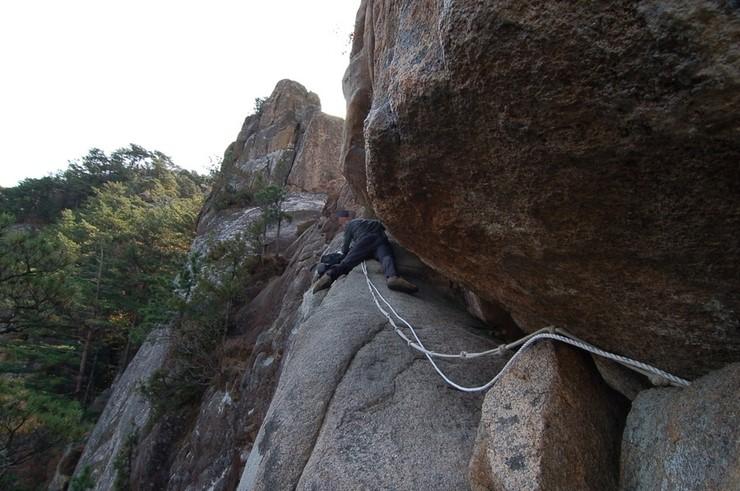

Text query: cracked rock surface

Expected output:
[238,255,507,490]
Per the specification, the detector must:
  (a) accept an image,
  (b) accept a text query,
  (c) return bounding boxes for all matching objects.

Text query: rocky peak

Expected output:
[257,79,320,127]
[218,79,321,189]
[199,79,344,237]
[70,81,345,489]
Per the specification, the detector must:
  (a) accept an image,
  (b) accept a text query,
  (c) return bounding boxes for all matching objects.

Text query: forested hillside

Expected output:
[0,145,209,489]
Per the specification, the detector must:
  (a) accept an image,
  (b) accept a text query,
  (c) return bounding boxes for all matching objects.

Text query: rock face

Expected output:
[238,237,509,491]
[163,223,328,491]
[154,387,238,491]
[468,342,628,491]
[287,112,345,195]
[72,79,345,490]
[193,191,327,255]
[199,79,345,246]
[621,362,740,490]
[149,81,347,489]
[343,0,740,377]
[72,329,170,490]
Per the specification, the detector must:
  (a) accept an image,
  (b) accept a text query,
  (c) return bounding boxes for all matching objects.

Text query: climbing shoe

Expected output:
[387,276,418,293]
[312,274,334,293]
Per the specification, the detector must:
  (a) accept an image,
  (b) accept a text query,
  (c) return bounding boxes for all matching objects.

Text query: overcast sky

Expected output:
[0,0,361,187]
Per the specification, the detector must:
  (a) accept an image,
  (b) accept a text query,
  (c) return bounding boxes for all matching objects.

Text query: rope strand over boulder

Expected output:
[360,261,690,392]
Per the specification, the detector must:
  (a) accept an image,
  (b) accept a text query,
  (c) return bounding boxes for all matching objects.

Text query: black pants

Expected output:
[327,234,398,280]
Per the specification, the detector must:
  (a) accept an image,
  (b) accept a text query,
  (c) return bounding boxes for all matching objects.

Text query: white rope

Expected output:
[360,262,690,392]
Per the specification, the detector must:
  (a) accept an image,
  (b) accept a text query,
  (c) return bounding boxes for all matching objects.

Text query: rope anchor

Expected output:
[360,261,690,392]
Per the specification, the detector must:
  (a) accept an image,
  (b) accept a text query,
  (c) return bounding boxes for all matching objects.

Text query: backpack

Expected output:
[316,252,344,277]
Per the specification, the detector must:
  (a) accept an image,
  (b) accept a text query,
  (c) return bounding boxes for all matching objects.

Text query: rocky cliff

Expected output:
[236,235,506,491]
[71,80,347,490]
[72,3,740,489]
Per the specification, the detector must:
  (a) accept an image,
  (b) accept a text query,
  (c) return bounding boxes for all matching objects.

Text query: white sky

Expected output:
[0,0,361,187]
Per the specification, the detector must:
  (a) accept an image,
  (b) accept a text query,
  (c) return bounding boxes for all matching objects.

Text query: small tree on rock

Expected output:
[253,184,291,255]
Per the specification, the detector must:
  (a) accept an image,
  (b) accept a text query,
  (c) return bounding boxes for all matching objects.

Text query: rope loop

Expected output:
[359,261,690,392]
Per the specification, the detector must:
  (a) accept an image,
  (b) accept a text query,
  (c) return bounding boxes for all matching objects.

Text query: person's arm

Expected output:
[341,221,354,256]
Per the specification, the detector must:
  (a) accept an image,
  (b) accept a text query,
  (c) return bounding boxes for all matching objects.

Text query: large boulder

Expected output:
[620,362,740,490]
[468,342,628,491]
[237,244,509,490]
[343,1,740,377]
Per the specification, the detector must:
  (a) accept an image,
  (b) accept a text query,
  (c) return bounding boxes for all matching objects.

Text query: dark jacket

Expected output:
[341,219,386,255]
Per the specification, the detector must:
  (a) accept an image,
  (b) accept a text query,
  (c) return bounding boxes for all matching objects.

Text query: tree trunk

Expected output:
[76,243,104,397]
[75,327,94,395]
[276,215,282,255]
[83,347,99,407]
[119,333,133,375]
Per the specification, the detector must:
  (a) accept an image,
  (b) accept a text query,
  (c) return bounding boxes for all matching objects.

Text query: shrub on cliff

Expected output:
[140,232,259,417]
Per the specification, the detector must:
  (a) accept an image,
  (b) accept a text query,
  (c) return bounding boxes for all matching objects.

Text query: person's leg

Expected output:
[315,235,381,293]
[327,234,378,279]
[375,238,418,293]
[374,239,398,278]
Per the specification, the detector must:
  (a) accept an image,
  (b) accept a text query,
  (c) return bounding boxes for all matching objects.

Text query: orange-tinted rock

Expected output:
[287,112,344,194]
[342,0,740,378]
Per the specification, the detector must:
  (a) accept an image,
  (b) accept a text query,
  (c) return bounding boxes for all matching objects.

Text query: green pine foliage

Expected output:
[251,181,292,255]
[68,465,95,491]
[253,96,268,114]
[0,144,209,224]
[0,145,208,489]
[0,379,87,488]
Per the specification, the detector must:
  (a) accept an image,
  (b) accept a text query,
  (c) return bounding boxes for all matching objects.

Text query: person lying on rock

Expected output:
[313,210,418,294]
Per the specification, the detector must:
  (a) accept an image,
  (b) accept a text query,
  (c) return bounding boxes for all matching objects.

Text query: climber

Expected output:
[313,211,418,294]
